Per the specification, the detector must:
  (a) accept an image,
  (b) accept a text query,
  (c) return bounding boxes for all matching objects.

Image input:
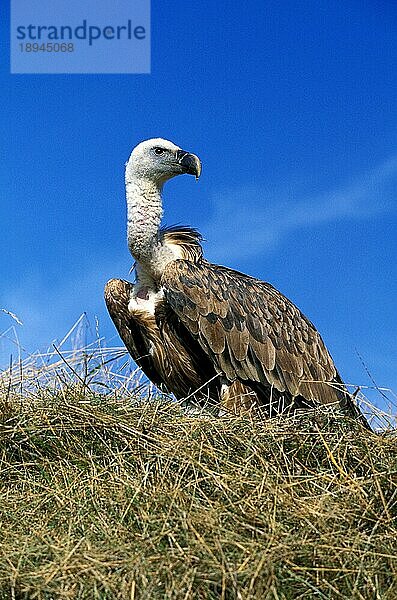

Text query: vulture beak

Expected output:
[176,149,202,180]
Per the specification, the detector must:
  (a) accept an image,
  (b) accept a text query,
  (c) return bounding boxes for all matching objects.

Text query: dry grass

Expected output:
[0,343,396,599]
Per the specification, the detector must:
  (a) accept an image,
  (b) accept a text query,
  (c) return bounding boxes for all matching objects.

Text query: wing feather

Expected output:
[217,344,236,381]
[227,325,249,362]
[199,313,226,354]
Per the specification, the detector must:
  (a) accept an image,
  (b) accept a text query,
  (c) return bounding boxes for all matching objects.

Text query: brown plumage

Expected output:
[105,138,369,426]
[105,227,366,422]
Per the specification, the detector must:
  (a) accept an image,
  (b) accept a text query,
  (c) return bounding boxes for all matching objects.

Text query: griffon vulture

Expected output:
[105,138,368,424]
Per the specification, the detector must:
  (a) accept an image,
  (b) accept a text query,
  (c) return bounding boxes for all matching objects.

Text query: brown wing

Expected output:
[161,260,343,406]
[104,278,166,388]
[104,278,219,402]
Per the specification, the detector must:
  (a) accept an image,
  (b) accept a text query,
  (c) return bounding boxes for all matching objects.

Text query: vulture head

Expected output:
[126,138,202,186]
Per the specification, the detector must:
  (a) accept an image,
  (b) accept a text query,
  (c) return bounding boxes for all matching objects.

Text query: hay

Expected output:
[0,343,396,599]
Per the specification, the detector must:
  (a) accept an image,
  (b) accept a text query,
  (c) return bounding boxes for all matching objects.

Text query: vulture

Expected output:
[105,138,368,425]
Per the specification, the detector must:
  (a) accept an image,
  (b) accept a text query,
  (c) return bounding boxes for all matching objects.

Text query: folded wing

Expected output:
[162,260,343,406]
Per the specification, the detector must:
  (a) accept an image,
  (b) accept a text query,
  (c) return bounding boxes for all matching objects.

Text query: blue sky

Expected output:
[1,0,396,407]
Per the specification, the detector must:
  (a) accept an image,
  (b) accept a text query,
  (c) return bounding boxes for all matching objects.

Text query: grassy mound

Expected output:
[0,373,396,599]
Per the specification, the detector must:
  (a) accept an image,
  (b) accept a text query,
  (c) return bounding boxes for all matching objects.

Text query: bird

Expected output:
[105,138,368,424]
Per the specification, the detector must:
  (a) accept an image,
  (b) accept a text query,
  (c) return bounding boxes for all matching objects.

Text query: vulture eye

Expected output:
[153,147,165,155]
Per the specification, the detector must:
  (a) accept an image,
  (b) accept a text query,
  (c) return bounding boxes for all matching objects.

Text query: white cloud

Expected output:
[203,155,397,262]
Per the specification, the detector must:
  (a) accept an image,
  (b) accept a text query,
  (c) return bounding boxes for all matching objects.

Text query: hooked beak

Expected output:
[176,149,202,180]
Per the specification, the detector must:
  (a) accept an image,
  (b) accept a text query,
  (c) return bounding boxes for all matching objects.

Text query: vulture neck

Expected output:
[126,175,173,281]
